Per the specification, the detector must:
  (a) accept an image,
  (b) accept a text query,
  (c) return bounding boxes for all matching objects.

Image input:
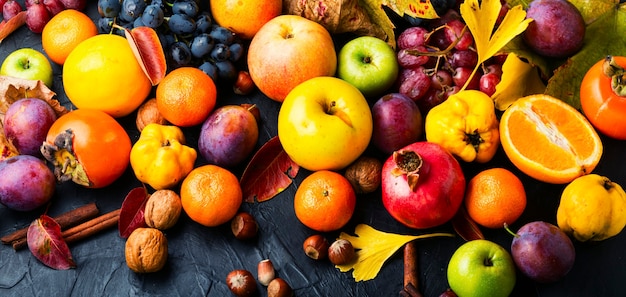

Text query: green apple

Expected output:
[337,36,399,98]
[447,239,516,297]
[0,48,54,88]
[277,76,373,172]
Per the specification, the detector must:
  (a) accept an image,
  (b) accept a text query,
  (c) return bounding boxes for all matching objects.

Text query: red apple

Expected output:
[247,14,337,102]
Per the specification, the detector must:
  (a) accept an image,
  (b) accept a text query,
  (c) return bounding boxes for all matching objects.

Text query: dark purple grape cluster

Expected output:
[0,0,86,33]
[96,0,245,86]
[395,7,508,115]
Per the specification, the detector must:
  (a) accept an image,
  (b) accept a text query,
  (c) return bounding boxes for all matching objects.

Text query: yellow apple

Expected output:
[277,76,373,171]
[248,15,337,102]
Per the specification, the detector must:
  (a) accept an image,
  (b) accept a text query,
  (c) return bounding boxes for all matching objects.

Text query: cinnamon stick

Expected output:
[400,241,423,297]
[11,209,120,250]
[1,202,99,245]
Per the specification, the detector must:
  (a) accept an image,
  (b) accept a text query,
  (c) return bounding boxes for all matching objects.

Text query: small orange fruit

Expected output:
[464,168,527,229]
[180,165,243,227]
[500,94,603,184]
[63,34,152,118]
[156,67,217,127]
[42,9,98,65]
[294,170,356,232]
[210,0,282,40]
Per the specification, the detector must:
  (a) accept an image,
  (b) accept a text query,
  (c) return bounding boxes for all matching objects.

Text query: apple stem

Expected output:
[503,223,519,238]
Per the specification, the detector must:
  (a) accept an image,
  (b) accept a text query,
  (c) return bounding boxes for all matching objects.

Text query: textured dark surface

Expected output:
[1,2,626,297]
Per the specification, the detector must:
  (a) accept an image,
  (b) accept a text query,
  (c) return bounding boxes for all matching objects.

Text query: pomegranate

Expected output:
[381,141,465,229]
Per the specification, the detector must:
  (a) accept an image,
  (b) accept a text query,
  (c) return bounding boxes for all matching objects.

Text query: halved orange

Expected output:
[500,94,603,184]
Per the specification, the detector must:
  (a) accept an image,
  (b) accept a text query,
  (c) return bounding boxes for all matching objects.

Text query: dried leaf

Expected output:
[336,224,454,281]
[0,11,26,43]
[459,0,532,89]
[124,26,167,86]
[240,136,299,203]
[381,0,440,19]
[118,187,149,238]
[492,53,546,110]
[451,206,485,241]
[27,215,76,270]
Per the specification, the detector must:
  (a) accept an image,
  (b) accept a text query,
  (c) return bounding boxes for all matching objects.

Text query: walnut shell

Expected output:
[125,228,168,273]
[344,156,383,194]
[136,98,168,131]
[144,189,182,230]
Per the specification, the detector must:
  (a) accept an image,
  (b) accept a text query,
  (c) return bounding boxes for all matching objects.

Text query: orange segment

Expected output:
[500,94,603,184]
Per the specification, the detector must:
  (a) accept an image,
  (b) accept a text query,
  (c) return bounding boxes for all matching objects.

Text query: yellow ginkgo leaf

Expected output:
[336,224,454,282]
[493,53,546,110]
[459,0,533,90]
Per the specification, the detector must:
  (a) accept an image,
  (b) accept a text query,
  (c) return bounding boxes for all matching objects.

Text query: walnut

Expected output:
[144,189,182,230]
[125,228,168,273]
[136,98,168,131]
[344,156,383,194]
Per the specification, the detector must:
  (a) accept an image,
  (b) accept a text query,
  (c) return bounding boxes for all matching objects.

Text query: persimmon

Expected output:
[580,55,626,140]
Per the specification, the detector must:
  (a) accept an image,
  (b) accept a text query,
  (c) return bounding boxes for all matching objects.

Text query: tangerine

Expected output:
[63,34,152,118]
[156,67,217,127]
[500,94,603,184]
[464,168,527,229]
[42,9,98,65]
[294,170,356,232]
[210,0,282,40]
[180,165,242,227]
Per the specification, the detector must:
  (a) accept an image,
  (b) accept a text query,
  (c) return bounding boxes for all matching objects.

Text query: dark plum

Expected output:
[4,98,57,156]
[0,155,56,211]
[523,0,585,58]
[198,105,259,168]
[371,93,423,155]
[510,221,575,283]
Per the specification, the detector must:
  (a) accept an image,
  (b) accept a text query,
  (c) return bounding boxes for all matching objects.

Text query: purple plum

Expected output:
[4,98,57,156]
[371,93,423,155]
[198,105,259,168]
[523,0,585,58]
[0,155,56,211]
[510,221,575,283]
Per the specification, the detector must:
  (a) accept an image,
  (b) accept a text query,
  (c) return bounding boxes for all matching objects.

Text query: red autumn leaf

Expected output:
[451,205,485,241]
[123,25,167,86]
[240,136,299,203]
[118,187,150,238]
[27,215,76,270]
[0,11,26,43]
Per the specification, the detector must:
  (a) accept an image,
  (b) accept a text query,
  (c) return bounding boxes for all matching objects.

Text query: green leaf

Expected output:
[545,2,626,109]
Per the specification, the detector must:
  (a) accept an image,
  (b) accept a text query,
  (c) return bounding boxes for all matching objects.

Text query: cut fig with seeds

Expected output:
[123,26,167,86]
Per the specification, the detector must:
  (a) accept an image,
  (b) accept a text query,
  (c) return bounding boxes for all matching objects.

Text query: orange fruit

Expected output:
[210,0,282,40]
[156,67,217,127]
[294,170,356,232]
[500,94,603,184]
[42,9,98,65]
[180,165,243,227]
[63,34,152,118]
[464,168,527,229]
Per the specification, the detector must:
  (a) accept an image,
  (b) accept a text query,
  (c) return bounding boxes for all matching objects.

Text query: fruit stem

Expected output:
[503,223,520,238]
[603,55,626,97]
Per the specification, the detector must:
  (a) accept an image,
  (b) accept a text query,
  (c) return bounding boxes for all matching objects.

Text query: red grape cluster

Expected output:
[395,9,508,115]
[0,0,86,33]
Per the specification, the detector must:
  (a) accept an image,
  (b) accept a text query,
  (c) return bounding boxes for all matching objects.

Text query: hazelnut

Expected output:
[125,228,168,273]
[226,269,257,297]
[240,103,261,123]
[233,70,255,95]
[135,98,168,132]
[231,212,259,240]
[257,259,275,286]
[328,239,356,265]
[144,189,182,230]
[344,156,382,194]
[302,234,329,260]
[267,278,293,297]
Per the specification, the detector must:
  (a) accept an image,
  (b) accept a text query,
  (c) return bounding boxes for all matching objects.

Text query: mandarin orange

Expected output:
[42,9,97,65]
